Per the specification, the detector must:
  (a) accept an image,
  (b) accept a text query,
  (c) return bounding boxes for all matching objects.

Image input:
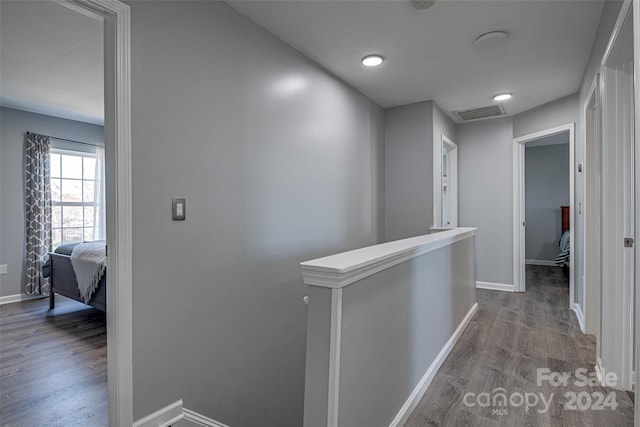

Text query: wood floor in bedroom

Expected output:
[405,265,634,427]
[0,295,107,427]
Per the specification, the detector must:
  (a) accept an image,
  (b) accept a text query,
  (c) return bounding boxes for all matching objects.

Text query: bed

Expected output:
[43,241,107,312]
[556,206,570,274]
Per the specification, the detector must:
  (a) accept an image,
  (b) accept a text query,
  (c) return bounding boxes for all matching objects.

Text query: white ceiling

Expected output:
[229,0,605,121]
[0,0,103,125]
[0,1,604,125]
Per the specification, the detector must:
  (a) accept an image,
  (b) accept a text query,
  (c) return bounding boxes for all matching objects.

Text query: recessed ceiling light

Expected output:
[361,55,384,67]
[493,93,512,101]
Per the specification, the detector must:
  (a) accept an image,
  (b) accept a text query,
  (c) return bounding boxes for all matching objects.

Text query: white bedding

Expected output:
[70,242,106,304]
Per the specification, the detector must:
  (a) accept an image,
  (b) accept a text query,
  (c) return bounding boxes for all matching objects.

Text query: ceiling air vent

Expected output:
[454,104,506,122]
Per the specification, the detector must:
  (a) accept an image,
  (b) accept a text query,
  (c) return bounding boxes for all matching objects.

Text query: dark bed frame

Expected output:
[49,253,106,312]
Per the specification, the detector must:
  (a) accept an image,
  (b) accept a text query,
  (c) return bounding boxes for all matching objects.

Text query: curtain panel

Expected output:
[25,132,52,295]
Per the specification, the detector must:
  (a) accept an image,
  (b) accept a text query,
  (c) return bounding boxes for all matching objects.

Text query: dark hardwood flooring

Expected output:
[406,265,635,427]
[0,296,107,427]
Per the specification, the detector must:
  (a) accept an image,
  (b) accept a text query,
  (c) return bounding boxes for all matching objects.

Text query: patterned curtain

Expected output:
[25,132,52,295]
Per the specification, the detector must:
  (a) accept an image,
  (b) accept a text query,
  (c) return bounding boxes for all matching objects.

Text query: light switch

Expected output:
[0,264,6,275]
[172,198,186,221]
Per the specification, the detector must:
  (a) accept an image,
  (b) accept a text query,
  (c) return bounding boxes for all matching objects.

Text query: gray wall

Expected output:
[128,1,385,425]
[384,101,433,241]
[433,103,456,144]
[457,118,514,285]
[512,93,578,139]
[525,143,570,262]
[0,106,104,297]
[384,101,455,241]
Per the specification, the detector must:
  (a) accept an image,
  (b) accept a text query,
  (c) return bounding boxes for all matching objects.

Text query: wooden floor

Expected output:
[0,295,107,427]
[406,265,635,426]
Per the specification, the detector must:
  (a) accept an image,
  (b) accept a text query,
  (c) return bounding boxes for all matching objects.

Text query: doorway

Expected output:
[441,136,458,227]
[513,124,575,300]
[433,134,458,228]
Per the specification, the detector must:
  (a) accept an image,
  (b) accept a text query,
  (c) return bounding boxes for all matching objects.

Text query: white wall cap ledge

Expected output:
[300,227,477,288]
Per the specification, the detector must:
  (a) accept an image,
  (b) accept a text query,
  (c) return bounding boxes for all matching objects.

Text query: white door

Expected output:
[599,1,635,391]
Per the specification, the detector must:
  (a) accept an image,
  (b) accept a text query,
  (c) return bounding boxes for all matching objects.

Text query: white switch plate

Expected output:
[172,198,186,221]
[0,264,7,275]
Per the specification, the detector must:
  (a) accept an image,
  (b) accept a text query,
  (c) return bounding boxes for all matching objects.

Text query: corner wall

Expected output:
[128,2,385,425]
[0,106,104,297]
[457,117,514,285]
[384,101,456,241]
[384,101,433,241]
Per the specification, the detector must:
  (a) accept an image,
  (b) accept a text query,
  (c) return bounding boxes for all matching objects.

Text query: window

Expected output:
[50,149,102,249]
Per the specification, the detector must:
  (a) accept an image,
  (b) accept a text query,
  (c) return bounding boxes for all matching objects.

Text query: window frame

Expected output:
[49,147,99,248]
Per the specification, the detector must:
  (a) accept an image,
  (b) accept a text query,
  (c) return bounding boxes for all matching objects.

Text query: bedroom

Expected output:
[0,1,109,425]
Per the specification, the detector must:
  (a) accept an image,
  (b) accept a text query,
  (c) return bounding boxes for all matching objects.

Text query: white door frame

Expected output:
[58,1,132,425]
[512,123,575,298]
[583,75,601,336]
[442,136,458,227]
[633,0,640,427]
[433,134,458,227]
[633,0,639,419]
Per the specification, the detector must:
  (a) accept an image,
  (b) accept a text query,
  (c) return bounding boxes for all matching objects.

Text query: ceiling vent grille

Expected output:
[454,104,506,122]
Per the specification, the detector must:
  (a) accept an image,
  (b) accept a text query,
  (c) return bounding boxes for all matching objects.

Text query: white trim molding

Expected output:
[525,259,557,267]
[133,400,184,427]
[133,400,231,427]
[433,134,458,228]
[633,0,640,422]
[476,281,514,292]
[513,123,575,301]
[183,408,231,427]
[0,293,47,305]
[389,303,478,427]
[59,1,133,425]
[300,228,477,288]
[327,288,343,426]
[572,303,585,333]
[595,357,605,386]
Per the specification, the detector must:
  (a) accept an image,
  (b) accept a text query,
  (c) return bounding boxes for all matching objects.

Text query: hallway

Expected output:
[405,265,634,426]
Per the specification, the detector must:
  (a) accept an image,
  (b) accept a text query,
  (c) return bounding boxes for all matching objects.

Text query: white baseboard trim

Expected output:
[476,281,514,292]
[133,400,230,427]
[595,358,605,386]
[133,399,184,427]
[525,259,557,266]
[0,293,46,305]
[389,302,479,427]
[183,408,230,427]
[572,303,585,333]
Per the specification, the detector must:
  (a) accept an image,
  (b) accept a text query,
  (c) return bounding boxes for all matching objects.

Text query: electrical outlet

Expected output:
[0,264,7,275]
